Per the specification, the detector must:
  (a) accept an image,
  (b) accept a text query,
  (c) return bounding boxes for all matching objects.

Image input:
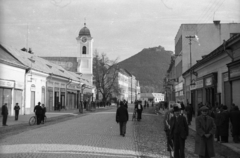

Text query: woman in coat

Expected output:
[195,106,216,158]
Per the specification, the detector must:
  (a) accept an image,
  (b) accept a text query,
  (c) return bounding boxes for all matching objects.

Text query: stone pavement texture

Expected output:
[0,105,240,158]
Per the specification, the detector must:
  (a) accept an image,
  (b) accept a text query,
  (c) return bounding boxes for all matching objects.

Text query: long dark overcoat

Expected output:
[219,111,230,136]
[230,110,240,136]
[116,106,129,123]
[194,115,216,157]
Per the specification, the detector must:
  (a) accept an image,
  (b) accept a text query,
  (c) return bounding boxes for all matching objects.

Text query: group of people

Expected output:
[1,103,21,126]
[34,102,46,125]
[164,103,189,158]
[164,101,240,158]
[197,103,240,144]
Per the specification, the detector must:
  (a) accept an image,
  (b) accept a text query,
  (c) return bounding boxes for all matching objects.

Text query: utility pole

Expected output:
[185,35,195,85]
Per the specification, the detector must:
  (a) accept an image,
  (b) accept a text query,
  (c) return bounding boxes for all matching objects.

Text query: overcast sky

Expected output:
[0,0,239,61]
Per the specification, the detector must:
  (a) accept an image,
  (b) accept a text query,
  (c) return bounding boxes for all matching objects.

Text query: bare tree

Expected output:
[93,50,120,106]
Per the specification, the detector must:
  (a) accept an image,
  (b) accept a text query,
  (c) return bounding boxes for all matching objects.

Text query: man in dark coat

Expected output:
[219,105,230,143]
[41,104,46,124]
[1,103,8,126]
[14,103,20,121]
[185,103,193,125]
[195,106,216,158]
[170,104,188,158]
[134,100,143,121]
[34,102,43,125]
[116,101,129,137]
[229,106,240,143]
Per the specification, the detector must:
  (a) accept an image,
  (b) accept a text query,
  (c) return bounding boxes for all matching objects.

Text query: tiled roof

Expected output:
[1,44,91,86]
[0,45,27,69]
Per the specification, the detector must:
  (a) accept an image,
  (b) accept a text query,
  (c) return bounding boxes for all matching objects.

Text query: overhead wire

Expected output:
[196,0,226,34]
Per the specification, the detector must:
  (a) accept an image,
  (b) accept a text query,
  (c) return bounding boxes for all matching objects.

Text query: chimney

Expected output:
[213,20,220,25]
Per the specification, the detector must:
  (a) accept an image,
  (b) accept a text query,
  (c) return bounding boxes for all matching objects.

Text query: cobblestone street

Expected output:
[0,105,239,158]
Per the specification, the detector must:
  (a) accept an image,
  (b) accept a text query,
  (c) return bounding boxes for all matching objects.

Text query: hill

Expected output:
[118,46,172,93]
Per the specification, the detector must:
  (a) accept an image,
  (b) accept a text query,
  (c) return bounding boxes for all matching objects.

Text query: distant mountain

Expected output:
[118,46,172,93]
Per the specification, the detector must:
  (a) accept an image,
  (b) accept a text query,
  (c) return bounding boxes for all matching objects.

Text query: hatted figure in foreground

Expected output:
[195,106,216,158]
[116,101,129,137]
[170,103,188,158]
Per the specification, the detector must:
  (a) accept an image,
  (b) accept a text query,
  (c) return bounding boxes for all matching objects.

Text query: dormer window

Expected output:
[46,64,52,69]
[28,58,35,63]
[82,46,86,54]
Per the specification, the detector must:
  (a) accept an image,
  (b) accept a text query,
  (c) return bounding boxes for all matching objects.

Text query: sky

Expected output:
[0,0,239,62]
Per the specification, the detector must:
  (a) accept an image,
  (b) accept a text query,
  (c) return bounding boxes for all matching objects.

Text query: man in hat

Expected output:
[170,104,188,158]
[194,106,216,158]
[1,103,8,126]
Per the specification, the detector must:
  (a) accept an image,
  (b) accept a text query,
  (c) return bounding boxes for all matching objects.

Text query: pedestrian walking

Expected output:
[34,102,43,125]
[41,104,46,124]
[170,104,188,158]
[135,100,143,121]
[164,106,174,158]
[14,103,20,121]
[1,103,8,126]
[116,101,129,137]
[195,106,216,158]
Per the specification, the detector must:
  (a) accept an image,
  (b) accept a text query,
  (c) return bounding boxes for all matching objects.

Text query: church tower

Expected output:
[76,23,93,84]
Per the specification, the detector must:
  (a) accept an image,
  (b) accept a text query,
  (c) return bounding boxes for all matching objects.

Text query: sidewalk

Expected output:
[0,106,113,128]
[159,109,240,154]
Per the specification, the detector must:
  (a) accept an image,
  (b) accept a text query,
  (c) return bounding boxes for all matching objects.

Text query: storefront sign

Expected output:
[195,80,203,89]
[230,66,240,78]
[15,82,24,89]
[0,79,14,88]
[47,81,53,87]
[61,83,65,88]
[190,84,196,90]
[175,82,183,92]
[31,85,36,91]
[223,72,229,82]
[67,84,76,89]
[205,77,212,86]
[54,82,59,87]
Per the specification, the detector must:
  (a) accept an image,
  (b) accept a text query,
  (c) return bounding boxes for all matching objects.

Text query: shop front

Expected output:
[203,73,217,108]
[67,83,77,110]
[190,79,203,116]
[227,59,240,108]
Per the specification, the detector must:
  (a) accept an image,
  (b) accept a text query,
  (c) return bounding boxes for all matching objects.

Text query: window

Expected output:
[82,46,86,54]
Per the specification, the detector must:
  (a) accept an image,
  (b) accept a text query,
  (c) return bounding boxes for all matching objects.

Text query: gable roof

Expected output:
[0,45,27,69]
[1,44,91,86]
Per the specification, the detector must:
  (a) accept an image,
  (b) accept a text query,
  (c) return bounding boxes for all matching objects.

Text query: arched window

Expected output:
[82,46,86,54]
